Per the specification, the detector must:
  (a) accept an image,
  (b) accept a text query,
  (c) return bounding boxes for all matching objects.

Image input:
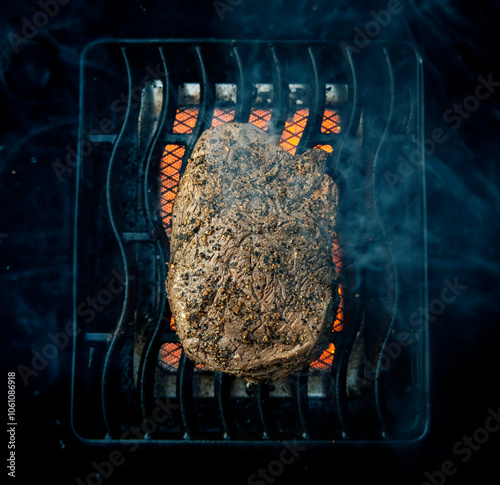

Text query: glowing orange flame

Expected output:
[159,144,185,234]
[310,234,343,370]
[158,342,182,372]
[211,107,235,127]
[173,107,198,134]
[321,109,341,134]
[248,108,272,130]
[279,109,309,154]
[314,144,333,153]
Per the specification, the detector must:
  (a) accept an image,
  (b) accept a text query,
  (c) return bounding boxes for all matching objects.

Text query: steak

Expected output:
[166,122,339,382]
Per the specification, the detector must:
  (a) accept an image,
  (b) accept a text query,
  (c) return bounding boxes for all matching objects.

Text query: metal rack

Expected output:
[72,40,427,446]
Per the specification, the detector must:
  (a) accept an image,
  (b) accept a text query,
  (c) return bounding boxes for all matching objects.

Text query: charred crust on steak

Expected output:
[166,122,339,382]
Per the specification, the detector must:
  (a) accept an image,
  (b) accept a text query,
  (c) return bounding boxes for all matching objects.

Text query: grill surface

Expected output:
[72,40,427,446]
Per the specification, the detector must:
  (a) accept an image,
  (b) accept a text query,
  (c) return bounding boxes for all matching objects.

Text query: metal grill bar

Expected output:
[101,46,135,438]
[214,372,234,439]
[178,46,212,180]
[232,46,253,124]
[330,44,364,440]
[371,47,398,439]
[268,46,288,135]
[294,373,310,439]
[296,46,322,155]
[138,46,171,430]
[254,384,273,439]
[178,352,196,439]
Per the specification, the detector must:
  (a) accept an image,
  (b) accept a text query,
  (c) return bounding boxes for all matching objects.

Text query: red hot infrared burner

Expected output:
[72,40,428,446]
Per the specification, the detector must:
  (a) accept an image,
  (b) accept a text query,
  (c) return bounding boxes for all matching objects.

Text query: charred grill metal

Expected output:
[72,40,427,446]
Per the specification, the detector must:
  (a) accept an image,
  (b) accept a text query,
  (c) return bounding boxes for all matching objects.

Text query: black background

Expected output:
[1,0,499,483]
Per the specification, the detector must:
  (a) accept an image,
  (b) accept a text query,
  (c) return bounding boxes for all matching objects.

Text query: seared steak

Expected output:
[166,123,339,382]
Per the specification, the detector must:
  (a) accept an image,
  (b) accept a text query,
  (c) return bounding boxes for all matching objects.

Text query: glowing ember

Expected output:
[314,144,333,153]
[159,144,185,233]
[158,342,182,373]
[173,107,198,134]
[308,233,343,371]
[211,107,235,127]
[279,109,309,155]
[321,109,341,134]
[248,108,272,130]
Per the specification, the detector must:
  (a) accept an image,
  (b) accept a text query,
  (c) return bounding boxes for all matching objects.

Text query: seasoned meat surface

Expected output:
[166,123,339,382]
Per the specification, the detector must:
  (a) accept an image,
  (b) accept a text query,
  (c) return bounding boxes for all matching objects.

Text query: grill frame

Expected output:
[71,39,428,447]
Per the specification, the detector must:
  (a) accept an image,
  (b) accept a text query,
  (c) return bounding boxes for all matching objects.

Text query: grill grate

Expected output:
[73,40,427,446]
[279,108,310,154]
[173,107,198,134]
[159,144,184,232]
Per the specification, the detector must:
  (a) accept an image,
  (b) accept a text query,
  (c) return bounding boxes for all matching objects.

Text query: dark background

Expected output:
[1,0,499,483]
